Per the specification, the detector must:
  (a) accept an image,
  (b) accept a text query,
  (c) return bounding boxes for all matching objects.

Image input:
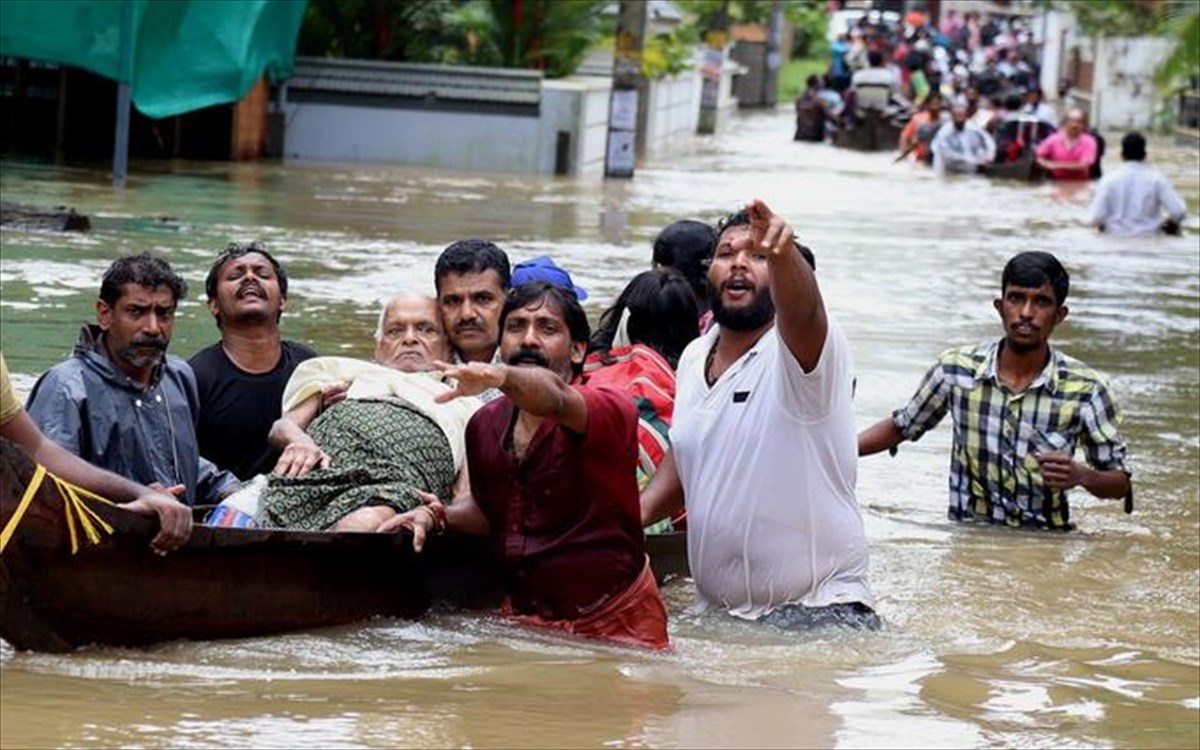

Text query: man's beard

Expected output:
[118,336,168,369]
[709,286,775,332]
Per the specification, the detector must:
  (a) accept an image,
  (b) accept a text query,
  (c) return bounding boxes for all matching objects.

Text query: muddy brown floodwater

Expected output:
[1,108,1197,749]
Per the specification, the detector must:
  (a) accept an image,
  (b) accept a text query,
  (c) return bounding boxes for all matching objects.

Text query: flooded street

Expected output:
[1,108,1198,749]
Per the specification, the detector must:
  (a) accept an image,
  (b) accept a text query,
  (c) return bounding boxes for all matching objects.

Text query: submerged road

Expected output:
[1,107,1198,749]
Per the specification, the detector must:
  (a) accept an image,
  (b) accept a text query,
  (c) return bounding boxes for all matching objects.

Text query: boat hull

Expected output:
[832,110,902,152]
[0,440,688,651]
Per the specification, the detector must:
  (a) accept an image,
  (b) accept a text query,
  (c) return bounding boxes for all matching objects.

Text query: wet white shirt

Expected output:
[1090,161,1187,236]
[670,319,874,619]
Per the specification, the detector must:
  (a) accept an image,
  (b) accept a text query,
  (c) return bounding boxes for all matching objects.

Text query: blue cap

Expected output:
[510,255,588,300]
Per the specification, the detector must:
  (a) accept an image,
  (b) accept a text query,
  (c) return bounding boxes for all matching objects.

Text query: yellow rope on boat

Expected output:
[0,464,117,555]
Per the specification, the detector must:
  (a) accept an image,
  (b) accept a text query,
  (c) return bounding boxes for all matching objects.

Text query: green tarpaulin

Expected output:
[0,0,307,119]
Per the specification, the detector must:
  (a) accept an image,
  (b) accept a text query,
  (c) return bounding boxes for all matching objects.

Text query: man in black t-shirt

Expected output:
[190,243,316,480]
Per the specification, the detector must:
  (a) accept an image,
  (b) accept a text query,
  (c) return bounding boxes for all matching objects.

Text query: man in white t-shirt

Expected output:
[1090,131,1187,236]
[641,200,877,630]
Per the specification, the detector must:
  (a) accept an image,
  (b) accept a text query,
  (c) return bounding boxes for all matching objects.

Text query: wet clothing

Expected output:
[190,340,316,480]
[893,340,1131,530]
[262,399,456,531]
[794,89,826,142]
[672,321,874,620]
[467,385,663,645]
[1090,161,1187,236]
[582,344,683,533]
[1035,131,1097,180]
[930,121,996,173]
[25,325,240,506]
[504,559,669,650]
[759,601,881,631]
[0,352,20,426]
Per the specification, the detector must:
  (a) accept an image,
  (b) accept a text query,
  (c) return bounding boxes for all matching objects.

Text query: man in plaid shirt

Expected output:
[858,251,1132,530]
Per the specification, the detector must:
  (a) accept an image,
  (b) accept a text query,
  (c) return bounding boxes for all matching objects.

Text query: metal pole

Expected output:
[112,0,135,188]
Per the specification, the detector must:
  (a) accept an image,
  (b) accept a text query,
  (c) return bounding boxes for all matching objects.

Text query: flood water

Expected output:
[1,108,1198,749]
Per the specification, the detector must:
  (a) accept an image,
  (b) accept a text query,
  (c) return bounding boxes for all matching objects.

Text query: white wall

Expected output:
[645,72,702,150]
[1091,36,1174,131]
[282,66,706,175]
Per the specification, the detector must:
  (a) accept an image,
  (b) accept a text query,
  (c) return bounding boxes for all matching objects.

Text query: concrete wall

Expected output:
[1090,36,1174,131]
[281,63,707,175]
[645,72,701,151]
[282,102,544,173]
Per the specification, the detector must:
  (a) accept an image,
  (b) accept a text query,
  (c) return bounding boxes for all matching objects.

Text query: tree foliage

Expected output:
[1061,0,1199,91]
[297,0,607,78]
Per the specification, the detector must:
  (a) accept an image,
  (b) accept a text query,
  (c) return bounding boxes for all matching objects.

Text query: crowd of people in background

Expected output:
[794,7,1187,235]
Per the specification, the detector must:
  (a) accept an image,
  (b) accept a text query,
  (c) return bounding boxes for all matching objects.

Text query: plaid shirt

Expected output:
[893,340,1130,530]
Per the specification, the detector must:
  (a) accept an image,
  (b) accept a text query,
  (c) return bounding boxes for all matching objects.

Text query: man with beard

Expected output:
[640,201,877,631]
[27,253,240,506]
[858,252,1131,530]
[190,242,317,480]
[384,282,670,650]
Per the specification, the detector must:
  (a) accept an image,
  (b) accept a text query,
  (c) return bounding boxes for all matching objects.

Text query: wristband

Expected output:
[422,497,448,533]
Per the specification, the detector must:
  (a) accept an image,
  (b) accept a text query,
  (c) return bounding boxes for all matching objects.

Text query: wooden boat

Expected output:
[0,441,689,652]
[980,153,1042,182]
[832,110,903,152]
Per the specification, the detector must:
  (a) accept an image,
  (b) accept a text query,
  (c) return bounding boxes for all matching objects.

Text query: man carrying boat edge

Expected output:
[384,282,670,651]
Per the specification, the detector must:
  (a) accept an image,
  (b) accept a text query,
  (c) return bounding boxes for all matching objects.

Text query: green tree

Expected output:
[297,0,607,78]
[1062,0,1200,91]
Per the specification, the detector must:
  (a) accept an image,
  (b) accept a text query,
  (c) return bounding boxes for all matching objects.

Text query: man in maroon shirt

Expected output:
[382,282,669,650]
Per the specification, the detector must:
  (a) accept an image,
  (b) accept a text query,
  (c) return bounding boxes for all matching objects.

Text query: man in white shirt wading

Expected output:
[640,200,877,630]
[1090,132,1187,237]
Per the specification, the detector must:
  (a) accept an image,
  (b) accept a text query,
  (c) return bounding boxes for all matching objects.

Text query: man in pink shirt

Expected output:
[1035,109,1096,180]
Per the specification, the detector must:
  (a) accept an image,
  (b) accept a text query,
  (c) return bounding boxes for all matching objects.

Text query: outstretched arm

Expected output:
[2,410,191,552]
[738,199,827,372]
[434,361,588,434]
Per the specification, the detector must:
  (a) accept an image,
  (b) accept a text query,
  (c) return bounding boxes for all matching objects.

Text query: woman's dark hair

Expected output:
[99,253,187,305]
[652,219,717,306]
[590,269,700,368]
[1001,251,1069,305]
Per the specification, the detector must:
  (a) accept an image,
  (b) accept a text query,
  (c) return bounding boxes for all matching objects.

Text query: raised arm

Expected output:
[741,199,827,372]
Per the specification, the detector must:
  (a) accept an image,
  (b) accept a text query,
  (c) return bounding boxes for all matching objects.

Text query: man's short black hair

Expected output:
[502,282,590,376]
[867,50,884,68]
[99,253,187,306]
[204,241,288,301]
[1001,251,1069,305]
[715,209,816,270]
[434,239,511,293]
[1121,131,1147,162]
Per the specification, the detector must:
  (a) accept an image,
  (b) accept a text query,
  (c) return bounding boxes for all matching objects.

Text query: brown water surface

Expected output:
[1,109,1198,748]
